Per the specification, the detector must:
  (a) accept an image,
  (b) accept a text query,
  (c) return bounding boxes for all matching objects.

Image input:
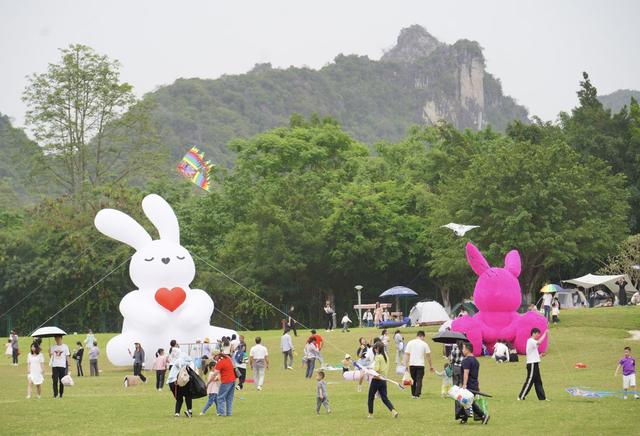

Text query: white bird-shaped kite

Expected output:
[441,223,480,237]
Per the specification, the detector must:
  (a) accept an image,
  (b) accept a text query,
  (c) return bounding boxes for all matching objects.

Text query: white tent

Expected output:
[409,301,450,326]
[555,289,588,309]
[563,274,637,296]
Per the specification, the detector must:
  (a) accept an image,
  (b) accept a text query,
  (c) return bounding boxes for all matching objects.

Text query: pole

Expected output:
[358,290,362,327]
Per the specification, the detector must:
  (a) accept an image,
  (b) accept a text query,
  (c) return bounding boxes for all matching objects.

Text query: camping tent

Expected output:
[450,300,478,317]
[555,289,588,309]
[409,301,450,326]
[563,274,637,297]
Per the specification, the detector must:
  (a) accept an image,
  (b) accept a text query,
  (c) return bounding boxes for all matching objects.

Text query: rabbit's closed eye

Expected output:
[177,256,186,260]
[144,257,154,262]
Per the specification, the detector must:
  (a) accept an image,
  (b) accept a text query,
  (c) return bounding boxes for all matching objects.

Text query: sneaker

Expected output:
[199,412,204,416]
[287,366,293,370]
[257,386,262,391]
[367,414,373,419]
[184,410,192,418]
[517,397,522,401]
[392,410,399,418]
[482,415,490,425]
[174,413,180,417]
[26,395,31,399]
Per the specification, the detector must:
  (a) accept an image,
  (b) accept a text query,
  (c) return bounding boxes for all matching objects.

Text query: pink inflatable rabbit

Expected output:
[451,242,548,356]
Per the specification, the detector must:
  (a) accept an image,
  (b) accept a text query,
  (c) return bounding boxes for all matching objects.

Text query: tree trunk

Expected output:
[439,285,451,312]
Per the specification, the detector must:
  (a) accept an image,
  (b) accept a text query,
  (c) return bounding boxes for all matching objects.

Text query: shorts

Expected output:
[623,374,636,389]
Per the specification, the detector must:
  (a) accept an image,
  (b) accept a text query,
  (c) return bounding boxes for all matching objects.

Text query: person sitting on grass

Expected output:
[492,340,509,363]
[342,354,353,373]
[316,370,331,414]
[615,346,638,400]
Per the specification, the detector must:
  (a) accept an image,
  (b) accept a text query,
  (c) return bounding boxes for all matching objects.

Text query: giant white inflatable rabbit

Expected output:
[95,194,236,367]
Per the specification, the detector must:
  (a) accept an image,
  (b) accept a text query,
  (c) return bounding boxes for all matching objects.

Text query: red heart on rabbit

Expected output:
[155,287,186,312]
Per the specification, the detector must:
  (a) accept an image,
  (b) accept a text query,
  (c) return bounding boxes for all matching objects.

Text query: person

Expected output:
[631,291,640,306]
[309,330,324,365]
[234,335,247,391]
[10,330,19,366]
[542,292,553,321]
[193,338,203,373]
[203,338,212,358]
[458,308,468,317]
[5,339,12,360]
[84,330,95,351]
[49,335,70,398]
[492,340,509,363]
[367,342,399,419]
[87,341,99,376]
[551,299,560,324]
[221,336,232,356]
[26,343,44,399]
[200,359,221,415]
[506,341,519,362]
[153,348,168,392]
[449,340,464,384]
[380,329,390,356]
[382,309,390,322]
[288,306,298,336]
[324,301,335,331]
[616,278,628,306]
[167,350,194,417]
[229,334,240,353]
[614,346,638,399]
[373,302,383,327]
[393,330,404,365]
[403,331,434,399]
[518,328,548,401]
[355,337,369,363]
[72,341,84,376]
[128,342,147,382]
[316,370,331,414]
[435,362,453,398]
[214,351,236,416]
[341,313,352,332]
[249,337,269,391]
[457,342,489,425]
[363,309,373,327]
[168,339,180,370]
[304,337,320,378]
[342,354,353,373]
[281,329,294,370]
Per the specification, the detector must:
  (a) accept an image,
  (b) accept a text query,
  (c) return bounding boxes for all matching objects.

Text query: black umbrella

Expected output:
[432,330,467,344]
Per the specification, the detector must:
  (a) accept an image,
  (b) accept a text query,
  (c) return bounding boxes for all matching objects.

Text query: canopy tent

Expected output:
[555,289,589,309]
[563,274,637,297]
[408,301,450,326]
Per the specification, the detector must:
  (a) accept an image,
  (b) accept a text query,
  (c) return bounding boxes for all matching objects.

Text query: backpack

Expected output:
[234,345,245,365]
[177,366,190,387]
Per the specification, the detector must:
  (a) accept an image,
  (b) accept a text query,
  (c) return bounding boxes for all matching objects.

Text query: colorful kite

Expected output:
[177,146,213,191]
[565,387,617,398]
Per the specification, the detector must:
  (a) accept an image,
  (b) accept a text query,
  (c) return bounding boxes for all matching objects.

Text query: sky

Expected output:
[1,0,639,129]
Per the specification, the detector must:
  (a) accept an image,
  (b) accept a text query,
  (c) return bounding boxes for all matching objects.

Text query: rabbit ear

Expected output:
[142,194,180,243]
[95,209,152,250]
[504,250,521,278]
[466,242,490,276]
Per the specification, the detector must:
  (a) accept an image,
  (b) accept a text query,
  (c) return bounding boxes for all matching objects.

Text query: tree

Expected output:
[599,234,640,290]
[22,45,139,199]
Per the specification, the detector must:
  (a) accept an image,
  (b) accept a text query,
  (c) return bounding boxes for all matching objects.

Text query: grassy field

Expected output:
[3,307,639,435]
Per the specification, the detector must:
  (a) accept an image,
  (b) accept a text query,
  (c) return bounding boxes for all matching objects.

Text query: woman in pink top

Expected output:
[152,348,168,392]
[374,302,384,327]
[201,359,221,415]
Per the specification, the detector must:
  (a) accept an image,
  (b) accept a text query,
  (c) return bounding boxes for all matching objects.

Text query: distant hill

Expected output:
[598,89,640,113]
[143,25,529,167]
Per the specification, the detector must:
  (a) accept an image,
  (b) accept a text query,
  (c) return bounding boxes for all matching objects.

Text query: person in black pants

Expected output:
[403,331,434,399]
[72,342,84,376]
[367,342,399,418]
[50,335,70,398]
[287,306,298,337]
[518,328,548,401]
[129,342,147,382]
[458,342,489,425]
[450,340,464,418]
[323,301,334,331]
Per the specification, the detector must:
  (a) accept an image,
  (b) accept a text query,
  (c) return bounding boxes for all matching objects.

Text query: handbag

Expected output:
[186,366,207,399]
[177,366,190,387]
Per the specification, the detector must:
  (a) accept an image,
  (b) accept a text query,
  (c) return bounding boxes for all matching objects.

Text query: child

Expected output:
[26,343,44,399]
[341,313,352,332]
[316,370,331,414]
[152,348,168,392]
[342,354,353,373]
[615,346,638,400]
[5,339,12,359]
[435,362,453,398]
[200,360,221,415]
[551,299,560,324]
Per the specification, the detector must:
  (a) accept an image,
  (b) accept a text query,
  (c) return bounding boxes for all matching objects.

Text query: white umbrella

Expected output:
[30,326,67,338]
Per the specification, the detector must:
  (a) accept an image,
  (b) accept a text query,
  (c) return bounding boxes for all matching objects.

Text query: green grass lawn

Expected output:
[3,307,640,435]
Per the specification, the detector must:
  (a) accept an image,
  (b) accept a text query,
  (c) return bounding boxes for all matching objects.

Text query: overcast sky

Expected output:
[1,0,639,129]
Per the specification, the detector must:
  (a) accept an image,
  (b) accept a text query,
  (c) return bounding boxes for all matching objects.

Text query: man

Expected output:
[309,330,324,365]
[84,329,95,350]
[234,335,247,391]
[323,301,334,331]
[518,328,548,401]
[403,331,434,399]
[616,278,628,306]
[542,291,553,321]
[459,342,489,425]
[10,330,19,366]
[249,337,269,391]
[281,329,294,369]
[287,306,298,337]
[50,335,70,398]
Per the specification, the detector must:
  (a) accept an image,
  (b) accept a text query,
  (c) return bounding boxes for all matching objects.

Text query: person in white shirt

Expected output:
[542,292,553,321]
[518,328,548,401]
[393,330,404,365]
[363,310,373,327]
[280,329,294,370]
[492,340,509,362]
[403,331,434,399]
[324,302,335,331]
[341,313,352,332]
[249,337,269,391]
[49,335,70,398]
[27,343,45,399]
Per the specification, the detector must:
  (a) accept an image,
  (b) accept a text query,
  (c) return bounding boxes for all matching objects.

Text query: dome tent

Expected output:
[409,301,450,326]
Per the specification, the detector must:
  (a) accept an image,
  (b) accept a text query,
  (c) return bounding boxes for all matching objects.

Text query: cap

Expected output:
[344,353,351,359]
[204,337,210,343]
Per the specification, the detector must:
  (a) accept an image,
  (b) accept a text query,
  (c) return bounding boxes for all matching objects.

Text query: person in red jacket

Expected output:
[309,330,324,365]
[214,353,237,416]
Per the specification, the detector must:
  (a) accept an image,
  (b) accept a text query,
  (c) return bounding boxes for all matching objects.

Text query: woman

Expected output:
[304,337,320,378]
[288,306,298,337]
[167,349,194,417]
[26,343,44,399]
[324,301,334,331]
[368,342,398,418]
[168,339,180,371]
[72,341,84,376]
[129,342,147,382]
[373,302,383,328]
[380,329,390,356]
[214,352,236,416]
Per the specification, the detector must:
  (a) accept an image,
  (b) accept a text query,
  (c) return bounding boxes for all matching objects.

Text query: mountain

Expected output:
[598,89,640,113]
[144,25,529,167]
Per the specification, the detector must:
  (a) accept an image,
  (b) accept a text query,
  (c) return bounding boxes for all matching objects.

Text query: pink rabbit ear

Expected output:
[504,250,521,277]
[466,242,490,276]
